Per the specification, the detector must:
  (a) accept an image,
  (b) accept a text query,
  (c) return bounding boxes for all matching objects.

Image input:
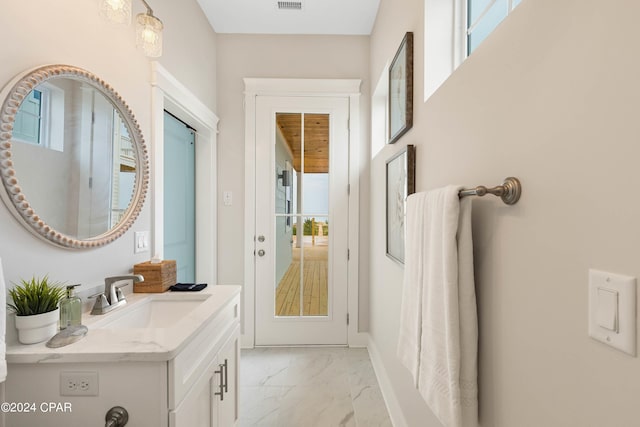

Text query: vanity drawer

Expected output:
[167,293,240,409]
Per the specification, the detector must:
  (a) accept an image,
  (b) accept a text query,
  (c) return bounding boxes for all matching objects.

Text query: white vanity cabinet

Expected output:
[170,328,239,427]
[169,355,220,426]
[169,322,239,426]
[5,286,241,427]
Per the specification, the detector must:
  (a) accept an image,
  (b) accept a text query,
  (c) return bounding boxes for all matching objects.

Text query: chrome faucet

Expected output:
[90,275,144,315]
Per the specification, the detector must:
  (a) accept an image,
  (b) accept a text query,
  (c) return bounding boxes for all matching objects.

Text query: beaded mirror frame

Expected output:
[0,64,149,249]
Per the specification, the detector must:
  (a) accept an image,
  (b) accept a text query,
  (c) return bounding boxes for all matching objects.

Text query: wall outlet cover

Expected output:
[60,371,99,396]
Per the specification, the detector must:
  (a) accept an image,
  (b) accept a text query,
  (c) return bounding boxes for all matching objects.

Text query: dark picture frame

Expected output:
[388,32,414,144]
[386,145,416,264]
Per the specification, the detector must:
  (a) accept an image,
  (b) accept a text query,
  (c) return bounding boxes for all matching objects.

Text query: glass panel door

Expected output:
[254,95,348,346]
[274,113,330,317]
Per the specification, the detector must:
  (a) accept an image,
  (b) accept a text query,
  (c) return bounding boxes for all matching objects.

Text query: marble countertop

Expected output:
[6,284,241,364]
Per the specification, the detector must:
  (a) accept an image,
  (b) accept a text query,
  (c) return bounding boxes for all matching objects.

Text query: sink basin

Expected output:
[91,294,211,329]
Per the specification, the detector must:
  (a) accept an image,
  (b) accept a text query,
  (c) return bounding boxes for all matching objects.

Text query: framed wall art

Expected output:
[386,145,416,263]
[389,32,414,144]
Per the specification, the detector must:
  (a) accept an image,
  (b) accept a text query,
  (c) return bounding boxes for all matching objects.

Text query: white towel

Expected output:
[397,191,427,383]
[397,187,478,427]
[0,258,6,382]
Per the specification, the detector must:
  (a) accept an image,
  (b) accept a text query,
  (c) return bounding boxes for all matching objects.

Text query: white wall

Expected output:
[215,34,371,330]
[0,0,216,319]
[369,0,640,425]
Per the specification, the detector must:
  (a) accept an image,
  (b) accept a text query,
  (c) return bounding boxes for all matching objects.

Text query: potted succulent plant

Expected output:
[8,276,66,344]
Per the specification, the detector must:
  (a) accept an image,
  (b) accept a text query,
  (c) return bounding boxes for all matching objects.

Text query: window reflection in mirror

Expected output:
[13,89,42,145]
[14,83,64,151]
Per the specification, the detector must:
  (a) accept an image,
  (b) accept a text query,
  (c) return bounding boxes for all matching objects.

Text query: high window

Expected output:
[424,0,523,101]
[467,0,522,54]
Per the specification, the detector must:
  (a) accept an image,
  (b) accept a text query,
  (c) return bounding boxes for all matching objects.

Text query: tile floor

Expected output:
[240,347,393,427]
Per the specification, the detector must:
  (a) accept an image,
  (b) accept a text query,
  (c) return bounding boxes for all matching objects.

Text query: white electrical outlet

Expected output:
[60,371,99,396]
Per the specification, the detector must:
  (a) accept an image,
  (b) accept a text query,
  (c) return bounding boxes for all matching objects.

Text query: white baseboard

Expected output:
[367,334,408,427]
[241,333,254,349]
[241,332,368,349]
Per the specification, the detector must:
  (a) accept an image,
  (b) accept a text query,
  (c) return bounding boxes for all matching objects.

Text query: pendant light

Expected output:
[98,0,163,57]
[136,2,163,58]
[99,0,132,25]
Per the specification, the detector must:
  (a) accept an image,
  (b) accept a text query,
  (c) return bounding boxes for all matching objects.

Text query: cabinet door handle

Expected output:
[223,359,229,393]
[214,366,225,401]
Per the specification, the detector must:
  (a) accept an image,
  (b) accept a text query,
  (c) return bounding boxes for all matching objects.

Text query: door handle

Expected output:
[257,249,266,257]
[223,359,228,393]
[257,235,265,242]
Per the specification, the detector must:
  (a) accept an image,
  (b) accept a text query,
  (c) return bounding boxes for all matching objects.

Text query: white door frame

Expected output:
[243,78,364,348]
[150,62,218,285]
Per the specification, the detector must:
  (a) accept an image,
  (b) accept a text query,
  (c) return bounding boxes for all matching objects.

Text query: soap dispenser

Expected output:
[60,284,82,329]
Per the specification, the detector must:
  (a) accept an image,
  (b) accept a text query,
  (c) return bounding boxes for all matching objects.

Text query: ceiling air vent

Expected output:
[277,1,303,10]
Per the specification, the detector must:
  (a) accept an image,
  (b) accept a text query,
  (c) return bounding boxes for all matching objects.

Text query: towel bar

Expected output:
[458,177,521,205]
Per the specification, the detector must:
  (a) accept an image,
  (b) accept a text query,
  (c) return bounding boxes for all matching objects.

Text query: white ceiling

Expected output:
[196,0,381,35]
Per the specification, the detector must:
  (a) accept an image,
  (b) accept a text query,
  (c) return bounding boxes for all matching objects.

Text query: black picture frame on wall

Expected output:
[388,32,414,144]
[386,145,416,264]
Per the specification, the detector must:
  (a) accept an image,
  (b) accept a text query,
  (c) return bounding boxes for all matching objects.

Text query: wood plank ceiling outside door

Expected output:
[276,113,329,173]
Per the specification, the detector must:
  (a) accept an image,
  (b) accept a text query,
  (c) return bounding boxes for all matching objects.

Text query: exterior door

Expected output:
[254,96,350,345]
[164,111,196,283]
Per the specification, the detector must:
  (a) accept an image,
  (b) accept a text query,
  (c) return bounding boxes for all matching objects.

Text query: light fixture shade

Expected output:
[136,13,163,57]
[99,0,132,25]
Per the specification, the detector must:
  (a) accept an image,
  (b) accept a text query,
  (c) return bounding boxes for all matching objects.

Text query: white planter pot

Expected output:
[15,308,59,344]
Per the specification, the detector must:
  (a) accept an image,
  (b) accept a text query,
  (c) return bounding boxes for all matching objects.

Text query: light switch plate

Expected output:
[223,191,233,206]
[134,231,150,254]
[588,269,636,356]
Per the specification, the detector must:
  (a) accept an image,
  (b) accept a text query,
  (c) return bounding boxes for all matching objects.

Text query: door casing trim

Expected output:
[151,62,219,285]
[243,78,364,348]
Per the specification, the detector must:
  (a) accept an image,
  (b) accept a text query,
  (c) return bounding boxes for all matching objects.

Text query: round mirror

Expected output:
[0,65,149,249]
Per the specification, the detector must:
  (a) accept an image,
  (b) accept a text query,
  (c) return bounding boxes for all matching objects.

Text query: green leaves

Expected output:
[7,276,66,316]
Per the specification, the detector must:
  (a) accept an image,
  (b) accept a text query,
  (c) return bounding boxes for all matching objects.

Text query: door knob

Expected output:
[257,249,266,257]
[257,235,265,242]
